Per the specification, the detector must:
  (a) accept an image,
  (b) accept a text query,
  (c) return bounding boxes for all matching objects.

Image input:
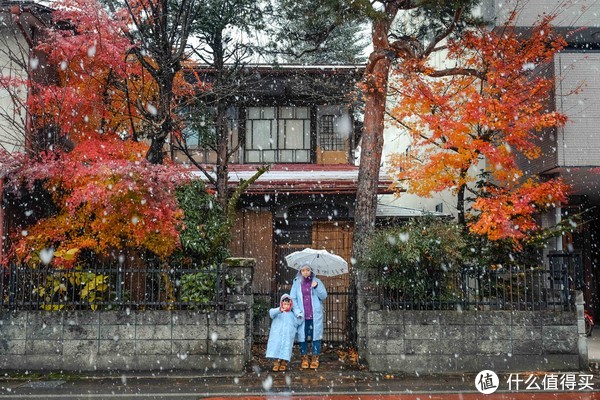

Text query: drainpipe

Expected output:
[556,205,563,251]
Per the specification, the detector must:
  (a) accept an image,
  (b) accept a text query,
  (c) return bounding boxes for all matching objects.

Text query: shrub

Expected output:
[361,215,465,301]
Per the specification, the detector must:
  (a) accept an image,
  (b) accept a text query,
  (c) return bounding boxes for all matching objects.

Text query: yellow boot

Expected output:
[310,355,319,369]
[301,355,310,369]
[279,360,288,371]
[272,359,280,372]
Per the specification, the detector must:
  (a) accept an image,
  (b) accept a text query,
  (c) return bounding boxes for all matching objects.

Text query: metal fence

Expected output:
[376,264,581,311]
[0,263,227,311]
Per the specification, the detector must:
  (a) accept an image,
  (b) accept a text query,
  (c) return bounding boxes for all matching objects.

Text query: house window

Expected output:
[245,106,310,163]
[178,107,238,163]
[435,203,443,213]
[181,109,215,148]
[319,115,345,151]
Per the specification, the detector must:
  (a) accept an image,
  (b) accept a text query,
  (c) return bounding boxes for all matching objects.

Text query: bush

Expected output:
[180,268,220,306]
[172,179,230,267]
[361,215,465,301]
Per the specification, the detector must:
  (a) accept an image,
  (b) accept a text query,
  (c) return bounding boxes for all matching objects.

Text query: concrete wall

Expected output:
[0,258,255,373]
[366,309,585,373]
[0,309,247,372]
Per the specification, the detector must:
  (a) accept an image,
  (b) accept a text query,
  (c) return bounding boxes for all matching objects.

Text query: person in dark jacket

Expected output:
[290,265,327,369]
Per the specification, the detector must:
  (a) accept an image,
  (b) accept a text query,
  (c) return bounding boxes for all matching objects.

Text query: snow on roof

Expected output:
[192,164,393,195]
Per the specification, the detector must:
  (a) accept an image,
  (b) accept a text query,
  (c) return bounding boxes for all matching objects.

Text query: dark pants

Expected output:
[298,319,321,355]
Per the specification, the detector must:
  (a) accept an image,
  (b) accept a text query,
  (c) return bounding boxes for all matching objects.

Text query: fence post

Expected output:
[8,263,17,309]
[576,290,589,370]
[223,257,255,362]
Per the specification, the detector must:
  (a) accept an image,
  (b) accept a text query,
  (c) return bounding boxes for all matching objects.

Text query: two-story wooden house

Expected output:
[172,65,395,341]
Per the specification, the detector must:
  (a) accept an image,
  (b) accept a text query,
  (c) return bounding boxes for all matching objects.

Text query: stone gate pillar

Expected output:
[224,257,255,362]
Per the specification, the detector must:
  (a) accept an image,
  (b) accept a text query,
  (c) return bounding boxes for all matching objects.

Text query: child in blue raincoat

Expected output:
[290,265,327,369]
[265,293,302,371]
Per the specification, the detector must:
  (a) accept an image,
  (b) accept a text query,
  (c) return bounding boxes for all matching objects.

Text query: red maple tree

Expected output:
[30,0,196,146]
[10,138,190,266]
[2,0,203,265]
[388,13,570,246]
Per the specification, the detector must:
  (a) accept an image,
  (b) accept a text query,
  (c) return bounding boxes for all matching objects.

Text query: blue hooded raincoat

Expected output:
[290,271,327,342]
[265,294,302,361]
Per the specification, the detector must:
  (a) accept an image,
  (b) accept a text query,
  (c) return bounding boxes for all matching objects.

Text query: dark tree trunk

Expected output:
[147,138,166,164]
[351,14,394,360]
[146,72,175,165]
[215,100,230,210]
[457,182,466,226]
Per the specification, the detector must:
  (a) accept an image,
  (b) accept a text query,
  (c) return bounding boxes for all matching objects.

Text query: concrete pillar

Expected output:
[576,291,589,369]
[224,257,255,362]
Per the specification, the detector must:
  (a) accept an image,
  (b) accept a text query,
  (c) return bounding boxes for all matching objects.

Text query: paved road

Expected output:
[1,343,599,400]
[2,371,599,400]
[204,395,600,400]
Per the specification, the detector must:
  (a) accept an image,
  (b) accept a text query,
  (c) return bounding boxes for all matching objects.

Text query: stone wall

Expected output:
[0,309,247,371]
[365,308,586,373]
[0,258,255,372]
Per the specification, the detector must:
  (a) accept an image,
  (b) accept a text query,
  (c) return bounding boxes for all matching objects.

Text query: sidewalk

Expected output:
[1,349,599,399]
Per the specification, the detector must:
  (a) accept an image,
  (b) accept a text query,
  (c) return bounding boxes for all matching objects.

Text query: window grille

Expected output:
[319,115,345,151]
[245,106,310,163]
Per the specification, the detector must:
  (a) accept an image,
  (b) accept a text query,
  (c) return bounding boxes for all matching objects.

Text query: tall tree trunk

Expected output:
[146,72,175,165]
[457,182,466,226]
[212,32,230,210]
[215,100,230,210]
[351,15,394,361]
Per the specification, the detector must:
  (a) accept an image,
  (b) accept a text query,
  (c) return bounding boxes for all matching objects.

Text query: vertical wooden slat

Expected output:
[311,221,353,342]
[228,211,245,257]
[232,210,273,293]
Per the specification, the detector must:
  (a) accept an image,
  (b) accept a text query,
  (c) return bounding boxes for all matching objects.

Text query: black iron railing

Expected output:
[376,265,578,311]
[0,263,227,311]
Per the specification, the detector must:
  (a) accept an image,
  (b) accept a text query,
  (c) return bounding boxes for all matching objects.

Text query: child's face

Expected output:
[281,300,291,311]
[300,267,311,278]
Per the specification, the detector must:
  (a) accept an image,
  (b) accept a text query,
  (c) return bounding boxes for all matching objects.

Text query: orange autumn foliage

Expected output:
[388,13,570,245]
[31,0,196,143]
[13,139,191,266]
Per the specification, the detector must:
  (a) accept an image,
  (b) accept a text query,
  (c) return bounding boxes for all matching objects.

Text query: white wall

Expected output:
[555,51,600,167]
[0,25,28,154]
[482,0,600,29]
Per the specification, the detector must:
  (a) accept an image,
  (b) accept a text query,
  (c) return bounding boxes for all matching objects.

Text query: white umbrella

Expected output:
[284,248,349,277]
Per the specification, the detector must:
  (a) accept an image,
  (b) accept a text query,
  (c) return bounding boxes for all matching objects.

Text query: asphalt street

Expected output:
[1,334,599,400]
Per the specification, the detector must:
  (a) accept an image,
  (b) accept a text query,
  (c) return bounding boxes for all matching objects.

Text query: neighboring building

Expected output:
[481,0,600,318]
[0,1,52,259]
[0,1,53,153]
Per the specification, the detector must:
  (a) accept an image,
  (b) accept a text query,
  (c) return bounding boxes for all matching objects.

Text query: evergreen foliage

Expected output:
[361,215,465,298]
